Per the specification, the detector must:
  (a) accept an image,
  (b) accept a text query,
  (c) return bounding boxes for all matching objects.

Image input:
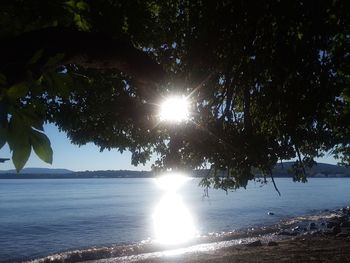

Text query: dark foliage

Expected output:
[0,0,349,189]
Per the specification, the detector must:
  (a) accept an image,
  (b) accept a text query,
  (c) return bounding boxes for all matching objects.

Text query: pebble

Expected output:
[245,240,262,247]
[292,226,301,232]
[331,226,341,235]
[340,222,350,228]
[311,230,322,236]
[278,231,298,236]
[309,222,317,230]
[323,230,335,236]
[326,221,338,228]
[336,232,349,238]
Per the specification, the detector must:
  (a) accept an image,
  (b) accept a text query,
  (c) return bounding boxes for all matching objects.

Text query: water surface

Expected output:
[0,178,349,262]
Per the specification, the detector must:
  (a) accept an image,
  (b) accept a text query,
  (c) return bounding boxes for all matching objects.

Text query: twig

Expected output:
[295,144,306,176]
[271,174,281,196]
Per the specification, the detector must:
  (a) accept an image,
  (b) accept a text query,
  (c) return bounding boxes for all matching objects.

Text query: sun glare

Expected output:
[153,173,196,245]
[159,96,189,122]
[155,173,191,192]
[153,193,196,245]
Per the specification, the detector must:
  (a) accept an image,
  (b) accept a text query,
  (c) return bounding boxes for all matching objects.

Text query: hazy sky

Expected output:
[0,124,338,171]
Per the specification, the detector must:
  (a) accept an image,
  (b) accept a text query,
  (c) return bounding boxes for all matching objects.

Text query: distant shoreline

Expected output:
[1,162,349,179]
[1,174,350,179]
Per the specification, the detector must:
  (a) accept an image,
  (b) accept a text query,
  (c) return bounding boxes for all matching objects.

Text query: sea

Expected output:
[0,177,350,262]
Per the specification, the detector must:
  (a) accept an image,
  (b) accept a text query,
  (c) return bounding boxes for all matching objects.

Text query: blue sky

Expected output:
[0,124,154,171]
[0,124,338,171]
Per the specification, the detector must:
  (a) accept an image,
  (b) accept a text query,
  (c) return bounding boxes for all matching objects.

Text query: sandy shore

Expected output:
[136,236,350,263]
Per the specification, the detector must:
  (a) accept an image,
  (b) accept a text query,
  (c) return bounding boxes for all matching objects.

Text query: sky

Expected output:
[0,124,338,172]
[0,124,154,171]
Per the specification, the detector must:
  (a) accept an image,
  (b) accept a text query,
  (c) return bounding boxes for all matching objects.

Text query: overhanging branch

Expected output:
[1,27,165,87]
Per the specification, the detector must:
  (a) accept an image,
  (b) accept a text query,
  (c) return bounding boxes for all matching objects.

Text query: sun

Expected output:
[159,96,189,123]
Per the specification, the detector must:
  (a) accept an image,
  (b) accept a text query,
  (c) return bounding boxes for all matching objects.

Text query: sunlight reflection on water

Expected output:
[153,173,196,245]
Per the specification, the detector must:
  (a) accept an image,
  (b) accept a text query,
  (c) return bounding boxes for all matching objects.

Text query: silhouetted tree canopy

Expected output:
[0,0,349,189]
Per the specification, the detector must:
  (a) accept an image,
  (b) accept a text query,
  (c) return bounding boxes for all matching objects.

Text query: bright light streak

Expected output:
[159,96,189,123]
[153,193,196,245]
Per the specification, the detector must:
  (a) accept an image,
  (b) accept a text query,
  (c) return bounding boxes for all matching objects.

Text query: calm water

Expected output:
[0,178,350,262]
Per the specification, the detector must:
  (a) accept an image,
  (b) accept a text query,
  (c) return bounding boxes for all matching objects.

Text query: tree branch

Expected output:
[1,27,166,88]
[243,85,252,135]
[270,173,281,196]
[295,144,306,176]
[224,75,234,120]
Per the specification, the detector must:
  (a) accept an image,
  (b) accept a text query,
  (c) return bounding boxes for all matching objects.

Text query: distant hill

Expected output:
[0,169,152,179]
[271,162,350,177]
[192,162,350,178]
[0,168,73,174]
[0,163,349,179]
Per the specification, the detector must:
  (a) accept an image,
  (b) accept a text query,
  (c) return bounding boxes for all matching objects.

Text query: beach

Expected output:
[26,206,350,263]
[132,207,350,263]
[136,236,350,263]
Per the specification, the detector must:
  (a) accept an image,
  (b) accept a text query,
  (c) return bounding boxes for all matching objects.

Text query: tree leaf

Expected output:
[19,108,45,131]
[0,127,7,149]
[44,53,65,69]
[12,136,31,172]
[7,82,28,99]
[0,73,7,86]
[30,130,53,164]
[7,114,32,172]
[28,49,44,65]
[76,1,89,10]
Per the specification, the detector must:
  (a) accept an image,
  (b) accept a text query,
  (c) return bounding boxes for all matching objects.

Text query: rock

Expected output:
[267,241,278,246]
[340,221,350,228]
[245,240,262,247]
[342,206,350,213]
[338,216,348,222]
[278,231,298,236]
[292,226,301,232]
[323,230,335,236]
[267,212,274,216]
[336,232,349,238]
[341,227,350,233]
[311,230,322,236]
[332,226,342,235]
[326,221,338,228]
[309,222,317,230]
